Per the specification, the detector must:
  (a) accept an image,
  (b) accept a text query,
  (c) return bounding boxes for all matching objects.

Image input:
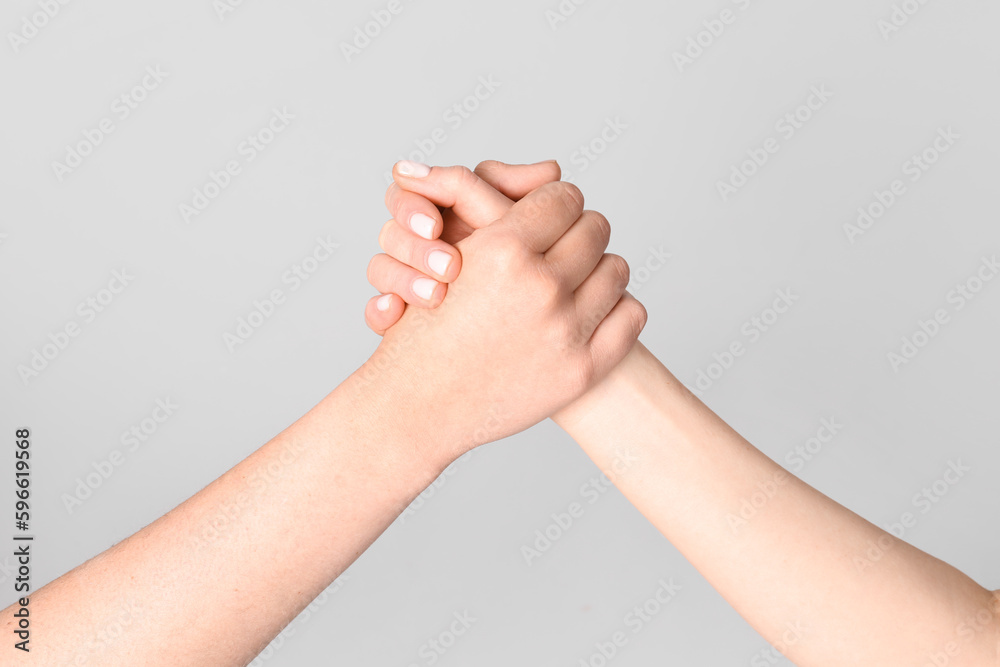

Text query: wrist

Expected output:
[336,350,462,477]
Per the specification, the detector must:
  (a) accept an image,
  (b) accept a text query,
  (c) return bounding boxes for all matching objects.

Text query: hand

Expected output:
[358,161,646,460]
[365,159,562,333]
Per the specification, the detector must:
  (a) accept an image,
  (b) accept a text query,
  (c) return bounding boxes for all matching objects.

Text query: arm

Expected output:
[2,173,643,666]
[7,371,451,666]
[372,163,1000,666]
[557,342,1000,666]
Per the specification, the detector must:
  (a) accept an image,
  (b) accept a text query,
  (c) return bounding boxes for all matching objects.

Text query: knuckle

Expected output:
[366,254,387,286]
[534,265,564,305]
[547,311,577,347]
[555,181,585,211]
[474,160,504,179]
[452,165,479,189]
[631,299,648,335]
[384,183,400,213]
[588,211,611,246]
[377,220,395,251]
[486,230,526,265]
[534,181,584,216]
[607,254,631,286]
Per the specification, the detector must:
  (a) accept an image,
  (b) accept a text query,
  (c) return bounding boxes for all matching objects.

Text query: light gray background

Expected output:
[3,1,999,665]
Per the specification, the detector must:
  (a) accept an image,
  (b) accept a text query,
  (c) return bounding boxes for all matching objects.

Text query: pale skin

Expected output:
[369,159,1000,666]
[0,173,646,665]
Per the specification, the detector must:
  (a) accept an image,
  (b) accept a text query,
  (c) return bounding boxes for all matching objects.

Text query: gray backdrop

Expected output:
[3,0,999,665]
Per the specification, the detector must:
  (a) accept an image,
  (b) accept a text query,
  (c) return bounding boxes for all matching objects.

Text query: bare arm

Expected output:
[555,342,1000,666]
[2,371,451,665]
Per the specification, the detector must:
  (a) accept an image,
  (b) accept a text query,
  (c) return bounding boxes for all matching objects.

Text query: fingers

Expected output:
[474,160,561,200]
[364,293,405,336]
[367,254,446,307]
[587,292,648,377]
[393,161,513,230]
[501,180,586,253]
[544,210,611,289]
[378,219,461,282]
[574,253,632,337]
[384,183,445,240]
[386,159,562,248]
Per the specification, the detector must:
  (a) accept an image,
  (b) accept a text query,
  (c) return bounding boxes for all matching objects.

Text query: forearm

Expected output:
[555,342,1000,665]
[3,360,452,666]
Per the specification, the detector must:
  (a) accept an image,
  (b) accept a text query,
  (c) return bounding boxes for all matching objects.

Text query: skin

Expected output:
[0,171,645,666]
[369,160,1000,666]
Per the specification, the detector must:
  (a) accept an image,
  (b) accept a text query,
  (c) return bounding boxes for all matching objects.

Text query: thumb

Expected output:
[391,161,516,230]
[474,160,561,201]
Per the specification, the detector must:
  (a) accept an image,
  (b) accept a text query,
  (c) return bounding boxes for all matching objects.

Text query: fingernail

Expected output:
[409,213,435,240]
[427,250,452,277]
[412,278,437,301]
[376,294,393,312]
[397,160,431,178]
